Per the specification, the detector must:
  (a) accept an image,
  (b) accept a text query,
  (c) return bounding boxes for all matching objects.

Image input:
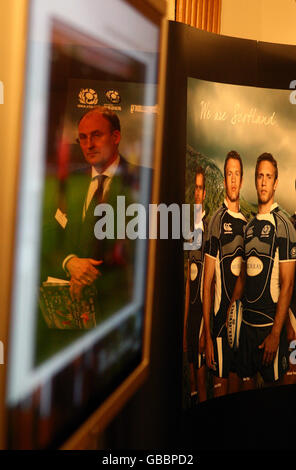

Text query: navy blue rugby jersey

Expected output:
[188,214,208,308]
[290,212,296,312]
[205,200,247,317]
[243,203,296,325]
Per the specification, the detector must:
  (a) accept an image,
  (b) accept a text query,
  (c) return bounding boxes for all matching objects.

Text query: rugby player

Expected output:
[282,207,296,384]
[230,153,296,390]
[203,151,246,397]
[183,166,208,404]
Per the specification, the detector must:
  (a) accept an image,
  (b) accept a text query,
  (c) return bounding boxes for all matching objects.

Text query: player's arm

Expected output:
[183,259,190,352]
[231,261,246,302]
[198,265,210,355]
[203,254,216,369]
[260,261,295,366]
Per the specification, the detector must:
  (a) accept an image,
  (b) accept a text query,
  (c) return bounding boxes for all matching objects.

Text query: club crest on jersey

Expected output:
[224,222,232,234]
[261,224,271,237]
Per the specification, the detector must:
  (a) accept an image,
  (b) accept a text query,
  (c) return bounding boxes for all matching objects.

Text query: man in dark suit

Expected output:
[36,106,143,362]
[60,106,140,319]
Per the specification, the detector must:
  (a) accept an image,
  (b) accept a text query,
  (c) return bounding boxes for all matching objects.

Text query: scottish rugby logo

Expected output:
[261,224,271,237]
[105,89,121,104]
[78,88,98,106]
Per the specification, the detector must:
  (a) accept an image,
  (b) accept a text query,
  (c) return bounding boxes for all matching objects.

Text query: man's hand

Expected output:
[66,257,103,285]
[69,278,84,302]
[205,334,215,370]
[259,331,280,366]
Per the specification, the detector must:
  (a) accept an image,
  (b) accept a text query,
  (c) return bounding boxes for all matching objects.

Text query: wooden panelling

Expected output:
[176,0,221,33]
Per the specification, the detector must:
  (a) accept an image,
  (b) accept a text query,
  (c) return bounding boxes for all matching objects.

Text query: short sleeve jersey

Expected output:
[243,203,296,325]
[188,215,208,309]
[205,200,247,322]
[290,213,296,310]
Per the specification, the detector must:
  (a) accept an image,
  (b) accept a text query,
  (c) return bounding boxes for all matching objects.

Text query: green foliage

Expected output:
[186,145,224,217]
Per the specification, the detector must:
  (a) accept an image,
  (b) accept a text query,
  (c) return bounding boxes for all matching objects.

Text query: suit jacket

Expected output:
[41,155,150,322]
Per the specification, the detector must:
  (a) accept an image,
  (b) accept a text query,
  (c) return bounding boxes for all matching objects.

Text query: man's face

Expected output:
[78,112,120,170]
[256,160,278,205]
[194,173,206,205]
[224,158,242,203]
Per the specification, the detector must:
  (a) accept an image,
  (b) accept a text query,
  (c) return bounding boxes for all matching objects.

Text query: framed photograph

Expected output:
[2,0,165,449]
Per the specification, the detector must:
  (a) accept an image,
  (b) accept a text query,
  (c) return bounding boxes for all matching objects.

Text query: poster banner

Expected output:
[183,77,296,407]
[37,77,157,366]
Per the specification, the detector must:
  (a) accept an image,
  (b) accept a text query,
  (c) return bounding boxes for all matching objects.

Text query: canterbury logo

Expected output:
[224,222,232,232]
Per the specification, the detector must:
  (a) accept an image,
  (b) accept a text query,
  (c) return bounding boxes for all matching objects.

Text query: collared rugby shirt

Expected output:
[243,203,296,326]
[205,200,247,328]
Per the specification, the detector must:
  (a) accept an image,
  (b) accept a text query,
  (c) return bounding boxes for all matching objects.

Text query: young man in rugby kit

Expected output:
[284,298,296,384]
[184,167,208,404]
[203,151,247,397]
[230,153,296,390]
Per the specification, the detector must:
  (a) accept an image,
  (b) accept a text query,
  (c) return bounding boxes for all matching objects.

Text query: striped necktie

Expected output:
[83,174,107,220]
